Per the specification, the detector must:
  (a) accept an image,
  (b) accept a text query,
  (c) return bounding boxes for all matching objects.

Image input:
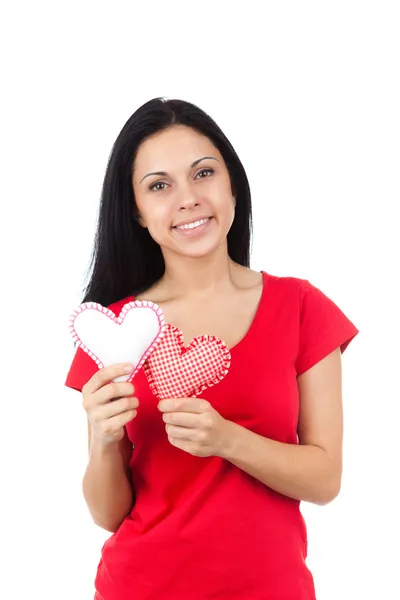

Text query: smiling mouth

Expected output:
[173,217,211,231]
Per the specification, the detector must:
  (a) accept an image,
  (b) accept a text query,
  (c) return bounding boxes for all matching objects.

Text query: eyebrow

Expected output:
[139,156,219,184]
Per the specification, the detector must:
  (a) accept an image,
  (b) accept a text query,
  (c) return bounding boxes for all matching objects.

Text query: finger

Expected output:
[166,425,197,441]
[84,381,135,409]
[162,412,199,428]
[158,398,209,413]
[96,381,136,405]
[83,363,134,395]
[95,409,138,438]
[92,395,139,421]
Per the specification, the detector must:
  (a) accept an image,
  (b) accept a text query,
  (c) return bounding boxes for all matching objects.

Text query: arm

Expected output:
[83,418,135,532]
[221,348,343,505]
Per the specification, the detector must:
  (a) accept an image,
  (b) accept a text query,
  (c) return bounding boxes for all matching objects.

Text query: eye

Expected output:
[148,168,214,192]
[196,168,214,179]
[149,181,167,192]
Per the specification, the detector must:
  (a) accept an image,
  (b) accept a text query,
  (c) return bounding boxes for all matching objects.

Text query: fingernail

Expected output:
[124,364,133,373]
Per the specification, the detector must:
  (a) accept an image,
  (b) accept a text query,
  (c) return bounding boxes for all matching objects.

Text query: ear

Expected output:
[133,209,147,228]
[138,213,147,228]
[231,185,237,206]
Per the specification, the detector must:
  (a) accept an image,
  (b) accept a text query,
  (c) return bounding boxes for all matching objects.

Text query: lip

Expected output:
[172,216,212,228]
[172,217,212,238]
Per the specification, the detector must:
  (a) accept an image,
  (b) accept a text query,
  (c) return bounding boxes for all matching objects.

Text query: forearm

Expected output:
[82,439,134,532]
[221,421,339,505]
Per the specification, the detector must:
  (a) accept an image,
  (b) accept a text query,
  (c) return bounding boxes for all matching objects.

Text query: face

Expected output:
[132,125,236,260]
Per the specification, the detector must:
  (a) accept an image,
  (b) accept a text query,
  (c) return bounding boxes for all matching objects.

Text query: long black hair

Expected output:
[81,97,253,306]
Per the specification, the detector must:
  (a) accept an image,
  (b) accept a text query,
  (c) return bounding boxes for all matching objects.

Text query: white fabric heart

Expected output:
[69,301,166,382]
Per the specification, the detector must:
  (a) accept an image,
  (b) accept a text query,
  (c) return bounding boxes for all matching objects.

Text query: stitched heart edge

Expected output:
[143,323,231,399]
[69,300,166,380]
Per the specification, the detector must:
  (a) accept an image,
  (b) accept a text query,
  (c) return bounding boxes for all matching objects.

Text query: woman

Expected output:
[65,97,359,599]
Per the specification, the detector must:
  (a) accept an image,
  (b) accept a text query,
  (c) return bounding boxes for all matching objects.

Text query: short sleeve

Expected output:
[295,280,359,376]
[65,344,100,393]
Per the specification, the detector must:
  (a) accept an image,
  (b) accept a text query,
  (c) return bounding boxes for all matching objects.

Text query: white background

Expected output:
[1,1,399,598]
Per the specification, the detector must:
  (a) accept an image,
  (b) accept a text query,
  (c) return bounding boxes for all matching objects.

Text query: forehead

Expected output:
[133,126,220,172]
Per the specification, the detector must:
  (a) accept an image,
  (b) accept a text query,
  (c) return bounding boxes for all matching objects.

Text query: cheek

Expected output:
[137,199,168,227]
[142,205,173,239]
[216,192,236,219]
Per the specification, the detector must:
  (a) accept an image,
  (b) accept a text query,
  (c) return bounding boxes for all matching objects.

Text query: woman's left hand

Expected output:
[158,397,234,458]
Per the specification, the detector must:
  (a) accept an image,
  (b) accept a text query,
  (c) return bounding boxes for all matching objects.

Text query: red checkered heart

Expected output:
[143,324,231,399]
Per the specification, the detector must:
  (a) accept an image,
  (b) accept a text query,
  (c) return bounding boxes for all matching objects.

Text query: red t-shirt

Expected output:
[65,271,359,600]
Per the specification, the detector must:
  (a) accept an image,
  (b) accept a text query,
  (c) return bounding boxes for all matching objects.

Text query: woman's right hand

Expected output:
[82,363,139,446]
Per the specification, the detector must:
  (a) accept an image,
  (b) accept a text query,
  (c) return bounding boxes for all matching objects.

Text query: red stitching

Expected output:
[69,300,166,379]
[143,323,231,399]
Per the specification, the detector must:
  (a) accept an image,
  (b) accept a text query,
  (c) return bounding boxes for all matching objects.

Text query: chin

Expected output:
[176,238,226,260]
[156,235,220,260]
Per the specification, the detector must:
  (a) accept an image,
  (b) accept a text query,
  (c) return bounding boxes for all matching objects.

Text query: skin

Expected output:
[131,125,264,349]
[82,125,343,531]
[82,363,139,531]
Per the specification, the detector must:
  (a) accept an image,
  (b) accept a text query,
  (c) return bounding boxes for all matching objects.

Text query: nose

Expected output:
[178,193,200,211]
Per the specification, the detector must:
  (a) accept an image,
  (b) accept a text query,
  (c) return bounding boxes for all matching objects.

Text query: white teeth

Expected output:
[175,218,209,231]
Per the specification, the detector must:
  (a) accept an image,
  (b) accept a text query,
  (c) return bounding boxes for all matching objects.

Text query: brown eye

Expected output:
[149,181,167,192]
[197,168,214,179]
[149,168,214,192]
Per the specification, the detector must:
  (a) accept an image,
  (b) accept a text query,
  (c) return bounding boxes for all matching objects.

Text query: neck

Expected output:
[161,245,237,298]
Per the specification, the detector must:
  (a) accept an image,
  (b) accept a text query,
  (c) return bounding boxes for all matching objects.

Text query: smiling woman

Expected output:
[64,96,359,600]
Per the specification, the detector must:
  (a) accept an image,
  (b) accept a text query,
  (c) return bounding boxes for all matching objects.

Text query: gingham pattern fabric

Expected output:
[143,324,231,399]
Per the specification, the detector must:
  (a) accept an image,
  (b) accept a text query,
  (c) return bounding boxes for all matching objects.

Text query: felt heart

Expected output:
[69,301,166,382]
[143,324,231,399]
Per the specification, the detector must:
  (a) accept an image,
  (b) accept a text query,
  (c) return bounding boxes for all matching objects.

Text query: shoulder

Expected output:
[261,269,306,297]
[232,265,263,290]
[231,265,308,303]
